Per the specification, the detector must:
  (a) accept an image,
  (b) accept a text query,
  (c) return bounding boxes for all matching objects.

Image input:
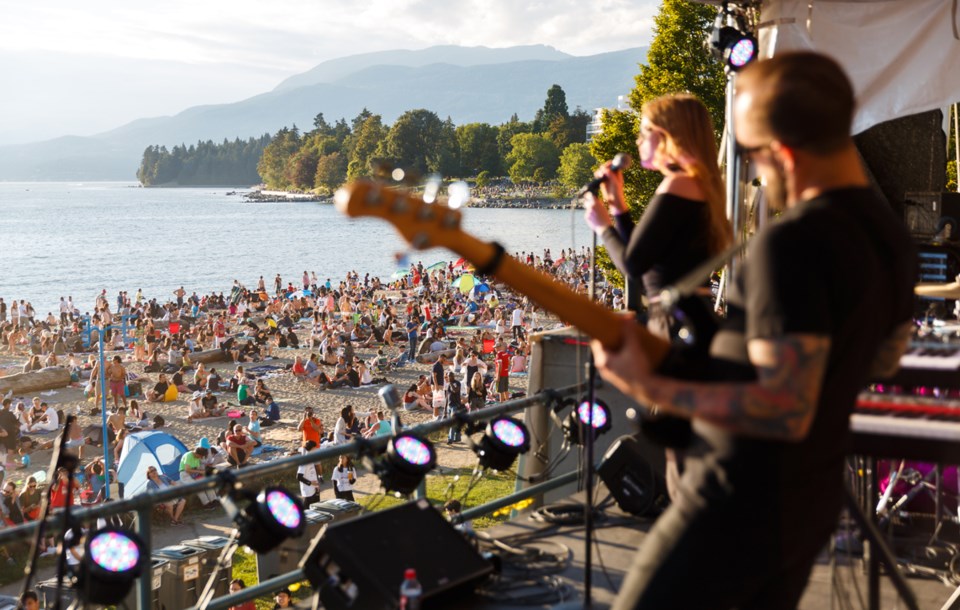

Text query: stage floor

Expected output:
[460,496,957,609]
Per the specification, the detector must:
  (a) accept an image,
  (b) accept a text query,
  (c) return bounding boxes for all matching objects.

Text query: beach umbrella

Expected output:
[287,289,312,299]
[454,257,467,268]
[451,273,476,294]
[426,261,447,272]
[475,283,490,294]
[391,269,412,280]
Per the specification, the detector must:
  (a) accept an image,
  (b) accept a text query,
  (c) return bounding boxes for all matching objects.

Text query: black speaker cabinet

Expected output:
[598,434,668,517]
[903,192,960,238]
[300,499,493,609]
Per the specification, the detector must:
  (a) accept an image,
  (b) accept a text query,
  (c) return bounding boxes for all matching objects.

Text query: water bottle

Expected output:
[398,568,422,610]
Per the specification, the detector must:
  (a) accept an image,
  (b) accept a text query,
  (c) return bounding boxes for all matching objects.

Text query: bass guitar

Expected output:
[335,179,712,445]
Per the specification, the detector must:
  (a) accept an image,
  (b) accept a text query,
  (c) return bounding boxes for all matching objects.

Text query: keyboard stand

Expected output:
[847,463,920,610]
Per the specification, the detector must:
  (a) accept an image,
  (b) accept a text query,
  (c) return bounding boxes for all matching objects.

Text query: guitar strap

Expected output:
[657,237,751,310]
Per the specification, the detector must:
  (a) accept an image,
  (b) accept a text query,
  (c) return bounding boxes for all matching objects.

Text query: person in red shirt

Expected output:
[49,468,73,509]
[224,423,255,467]
[494,343,511,402]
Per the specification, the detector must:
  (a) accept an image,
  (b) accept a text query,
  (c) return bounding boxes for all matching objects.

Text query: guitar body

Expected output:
[638,294,719,449]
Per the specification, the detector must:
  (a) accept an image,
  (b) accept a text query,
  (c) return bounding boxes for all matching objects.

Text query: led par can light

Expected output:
[379,433,437,495]
[475,416,531,471]
[238,486,306,553]
[563,399,613,445]
[78,527,145,605]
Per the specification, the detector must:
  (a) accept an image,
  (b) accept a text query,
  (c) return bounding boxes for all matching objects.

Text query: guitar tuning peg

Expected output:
[447,181,471,210]
[423,173,442,204]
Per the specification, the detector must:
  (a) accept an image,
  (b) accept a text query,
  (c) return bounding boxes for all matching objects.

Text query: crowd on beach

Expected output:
[0,246,599,565]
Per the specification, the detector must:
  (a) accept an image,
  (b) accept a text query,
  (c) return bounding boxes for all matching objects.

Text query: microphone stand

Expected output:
[582,233,600,610]
[19,418,80,608]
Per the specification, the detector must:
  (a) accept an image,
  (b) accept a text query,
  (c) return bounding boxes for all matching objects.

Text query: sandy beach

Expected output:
[0,309,535,505]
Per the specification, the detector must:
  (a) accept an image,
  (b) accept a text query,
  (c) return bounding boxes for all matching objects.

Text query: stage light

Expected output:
[475,417,531,471]
[235,486,306,553]
[77,528,145,605]
[378,433,437,495]
[563,399,613,445]
[709,7,757,72]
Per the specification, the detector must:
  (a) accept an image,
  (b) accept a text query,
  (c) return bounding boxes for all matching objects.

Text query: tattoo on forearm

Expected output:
[642,335,831,440]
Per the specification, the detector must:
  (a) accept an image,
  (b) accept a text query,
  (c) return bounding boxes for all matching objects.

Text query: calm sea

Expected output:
[0,182,592,315]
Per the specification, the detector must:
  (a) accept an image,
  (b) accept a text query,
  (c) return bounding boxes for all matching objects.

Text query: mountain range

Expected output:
[0,45,645,181]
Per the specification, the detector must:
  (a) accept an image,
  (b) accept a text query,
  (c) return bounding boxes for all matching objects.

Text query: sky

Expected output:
[0,0,659,146]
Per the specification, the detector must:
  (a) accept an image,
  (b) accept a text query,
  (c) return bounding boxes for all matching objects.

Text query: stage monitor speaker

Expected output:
[598,434,668,518]
[904,192,960,238]
[300,498,493,609]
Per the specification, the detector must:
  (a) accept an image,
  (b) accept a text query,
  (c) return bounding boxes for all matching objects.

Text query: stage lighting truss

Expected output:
[562,398,613,446]
[474,416,531,471]
[221,482,306,554]
[378,433,437,496]
[709,2,758,72]
[77,527,145,605]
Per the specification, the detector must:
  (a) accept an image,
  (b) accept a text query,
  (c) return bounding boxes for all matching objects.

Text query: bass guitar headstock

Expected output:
[334,179,463,251]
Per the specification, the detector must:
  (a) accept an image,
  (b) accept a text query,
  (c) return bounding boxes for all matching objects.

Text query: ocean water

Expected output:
[0,182,592,314]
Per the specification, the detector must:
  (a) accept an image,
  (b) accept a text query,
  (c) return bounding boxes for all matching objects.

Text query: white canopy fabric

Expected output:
[757,0,960,134]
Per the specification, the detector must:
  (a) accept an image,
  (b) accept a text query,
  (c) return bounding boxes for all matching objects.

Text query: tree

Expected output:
[286,148,319,190]
[379,109,447,177]
[315,151,348,193]
[347,114,388,179]
[497,115,532,171]
[558,143,597,192]
[506,133,560,183]
[533,84,570,132]
[590,0,724,283]
[456,123,501,176]
[258,127,301,189]
[546,109,592,150]
[630,0,725,134]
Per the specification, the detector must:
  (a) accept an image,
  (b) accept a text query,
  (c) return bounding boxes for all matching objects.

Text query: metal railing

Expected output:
[4,382,587,609]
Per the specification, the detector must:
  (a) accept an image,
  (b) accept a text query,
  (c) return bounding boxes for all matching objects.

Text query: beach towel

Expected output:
[251,445,283,456]
[247,365,283,377]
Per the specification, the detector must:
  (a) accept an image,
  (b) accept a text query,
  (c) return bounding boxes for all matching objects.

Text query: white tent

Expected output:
[755,0,960,134]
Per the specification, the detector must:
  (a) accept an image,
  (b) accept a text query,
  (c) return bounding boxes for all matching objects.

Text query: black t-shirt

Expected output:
[604,193,712,296]
[679,188,915,531]
[432,361,444,386]
[0,409,19,443]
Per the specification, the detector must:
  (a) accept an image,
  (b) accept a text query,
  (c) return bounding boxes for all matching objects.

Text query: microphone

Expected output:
[378,384,404,434]
[577,153,633,198]
[378,384,401,411]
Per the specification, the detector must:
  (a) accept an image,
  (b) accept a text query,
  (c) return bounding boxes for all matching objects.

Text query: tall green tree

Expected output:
[315,151,348,193]
[534,84,570,132]
[497,115,532,171]
[506,133,560,183]
[594,0,724,218]
[379,109,447,176]
[347,113,388,179]
[456,123,501,176]
[546,109,592,150]
[258,127,302,189]
[558,143,597,192]
[630,0,725,135]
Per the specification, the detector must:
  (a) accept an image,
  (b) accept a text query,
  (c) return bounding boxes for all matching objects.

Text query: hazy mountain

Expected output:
[274,44,573,92]
[0,45,644,181]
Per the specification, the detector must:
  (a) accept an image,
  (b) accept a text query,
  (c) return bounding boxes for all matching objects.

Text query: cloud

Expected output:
[0,0,660,144]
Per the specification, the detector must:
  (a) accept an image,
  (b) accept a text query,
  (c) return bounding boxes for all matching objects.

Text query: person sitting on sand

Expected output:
[403,383,431,411]
[146,373,171,402]
[28,401,58,433]
[206,368,222,392]
[222,422,255,467]
[145,466,187,525]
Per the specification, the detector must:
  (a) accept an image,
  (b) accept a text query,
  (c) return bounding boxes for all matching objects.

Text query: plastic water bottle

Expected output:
[399,568,422,610]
